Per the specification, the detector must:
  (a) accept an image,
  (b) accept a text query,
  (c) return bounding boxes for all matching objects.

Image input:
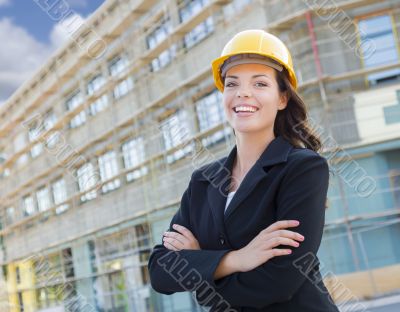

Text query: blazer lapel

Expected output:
[224,136,294,220]
[202,135,294,232]
[206,146,236,236]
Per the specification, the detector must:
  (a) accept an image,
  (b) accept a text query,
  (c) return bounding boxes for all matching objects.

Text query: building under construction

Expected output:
[0,0,400,311]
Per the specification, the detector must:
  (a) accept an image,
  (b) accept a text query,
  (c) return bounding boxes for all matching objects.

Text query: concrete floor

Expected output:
[339,294,400,312]
[366,303,400,312]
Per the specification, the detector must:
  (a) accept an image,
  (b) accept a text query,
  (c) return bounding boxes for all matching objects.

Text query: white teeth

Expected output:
[234,106,257,113]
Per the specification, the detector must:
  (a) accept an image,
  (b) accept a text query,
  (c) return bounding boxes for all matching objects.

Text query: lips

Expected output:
[232,104,259,114]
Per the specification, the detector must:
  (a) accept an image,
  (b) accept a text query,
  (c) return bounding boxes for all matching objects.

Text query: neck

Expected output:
[234,129,275,176]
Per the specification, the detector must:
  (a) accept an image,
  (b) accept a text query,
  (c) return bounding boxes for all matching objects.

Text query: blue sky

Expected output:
[0,0,105,103]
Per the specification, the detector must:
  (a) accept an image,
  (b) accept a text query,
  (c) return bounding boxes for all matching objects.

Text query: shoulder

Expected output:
[287,147,328,164]
[191,156,228,182]
[285,147,329,172]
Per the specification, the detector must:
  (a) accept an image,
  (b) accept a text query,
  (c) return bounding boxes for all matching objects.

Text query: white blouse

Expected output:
[224,191,236,213]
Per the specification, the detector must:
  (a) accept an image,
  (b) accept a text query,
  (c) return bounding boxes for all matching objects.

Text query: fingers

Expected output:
[163,241,179,251]
[268,248,293,257]
[163,231,187,245]
[163,232,185,250]
[269,230,305,242]
[172,224,196,240]
[266,236,300,249]
[263,220,300,234]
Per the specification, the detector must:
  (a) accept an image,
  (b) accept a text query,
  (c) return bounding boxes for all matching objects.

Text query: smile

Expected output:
[233,105,259,114]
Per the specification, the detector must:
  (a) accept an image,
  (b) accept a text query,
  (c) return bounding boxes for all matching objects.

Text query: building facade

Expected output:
[0,0,400,311]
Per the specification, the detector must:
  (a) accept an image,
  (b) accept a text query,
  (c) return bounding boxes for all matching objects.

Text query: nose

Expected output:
[236,87,251,98]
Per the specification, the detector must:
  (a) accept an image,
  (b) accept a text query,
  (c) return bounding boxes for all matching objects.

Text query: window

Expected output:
[14,133,28,166]
[16,266,21,284]
[196,90,229,147]
[2,167,10,178]
[146,17,172,49]
[62,248,75,278]
[36,285,64,310]
[43,110,60,148]
[88,240,97,273]
[22,195,36,217]
[196,90,224,130]
[178,0,214,49]
[160,109,194,163]
[150,48,177,72]
[146,17,176,71]
[98,151,120,193]
[52,178,69,214]
[109,56,129,77]
[109,56,133,99]
[113,77,133,99]
[28,122,43,158]
[390,170,400,208]
[86,74,109,115]
[66,91,86,128]
[34,253,63,286]
[135,223,151,284]
[87,74,105,96]
[89,94,109,116]
[36,187,51,212]
[358,14,400,85]
[17,291,24,312]
[122,137,148,182]
[5,207,14,225]
[76,163,97,202]
[184,17,213,49]
[179,0,208,22]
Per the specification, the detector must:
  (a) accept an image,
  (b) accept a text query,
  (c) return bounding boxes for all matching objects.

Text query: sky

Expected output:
[0,0,105,104]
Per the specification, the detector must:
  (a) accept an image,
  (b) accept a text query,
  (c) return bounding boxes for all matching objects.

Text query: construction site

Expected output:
[0,0,400,311]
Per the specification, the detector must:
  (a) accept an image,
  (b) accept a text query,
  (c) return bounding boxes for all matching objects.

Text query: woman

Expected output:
[148,29,339,311]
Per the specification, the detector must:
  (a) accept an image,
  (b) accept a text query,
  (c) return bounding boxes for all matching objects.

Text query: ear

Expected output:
[278,91,288,110]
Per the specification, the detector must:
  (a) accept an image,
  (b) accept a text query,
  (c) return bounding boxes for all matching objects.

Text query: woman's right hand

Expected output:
[232,220,304,273]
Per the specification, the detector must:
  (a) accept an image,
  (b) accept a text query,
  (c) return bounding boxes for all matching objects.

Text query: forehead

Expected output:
[225,63,276,77]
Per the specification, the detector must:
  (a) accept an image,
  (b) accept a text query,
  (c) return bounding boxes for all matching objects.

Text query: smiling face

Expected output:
[222,63,288,135]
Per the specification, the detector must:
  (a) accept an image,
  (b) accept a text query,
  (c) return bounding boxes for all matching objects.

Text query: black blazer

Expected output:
[148,135,340,312]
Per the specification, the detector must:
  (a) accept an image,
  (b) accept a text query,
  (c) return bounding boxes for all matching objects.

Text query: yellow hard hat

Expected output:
[211,29,297,92]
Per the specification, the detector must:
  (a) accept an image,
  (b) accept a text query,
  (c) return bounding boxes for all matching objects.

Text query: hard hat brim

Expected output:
[212,51,298,92]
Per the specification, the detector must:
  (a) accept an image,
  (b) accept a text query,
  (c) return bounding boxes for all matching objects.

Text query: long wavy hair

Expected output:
[274,68,322,152]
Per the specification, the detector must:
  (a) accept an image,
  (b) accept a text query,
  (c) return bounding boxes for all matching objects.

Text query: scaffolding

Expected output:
[0,0,400,311]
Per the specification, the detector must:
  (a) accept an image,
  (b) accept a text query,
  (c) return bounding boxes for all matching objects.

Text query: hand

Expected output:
[163,224,201,251]
[232,220,304,273]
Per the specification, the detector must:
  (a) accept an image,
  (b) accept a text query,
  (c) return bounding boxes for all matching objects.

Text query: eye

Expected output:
[255,81,268,87]
[225,81,237,88]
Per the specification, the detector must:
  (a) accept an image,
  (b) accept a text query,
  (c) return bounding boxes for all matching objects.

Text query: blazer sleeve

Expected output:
[148,171,232,295]
[206,154,330,309]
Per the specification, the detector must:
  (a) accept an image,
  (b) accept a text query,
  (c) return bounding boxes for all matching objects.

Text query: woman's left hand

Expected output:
[163,224,201,251]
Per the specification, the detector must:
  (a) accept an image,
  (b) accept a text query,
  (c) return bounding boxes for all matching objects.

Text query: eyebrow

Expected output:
[225,74,272,79]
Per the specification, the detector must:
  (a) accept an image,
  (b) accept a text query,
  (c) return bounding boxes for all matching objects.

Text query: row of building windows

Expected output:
[8,6,398,176]
[147,0,214,72]
[8,0,220,174]
[3,223,151,311]
[358,14,400,84]
[7,6,399,229]
[2,90,228,228]
[66,55,134,129]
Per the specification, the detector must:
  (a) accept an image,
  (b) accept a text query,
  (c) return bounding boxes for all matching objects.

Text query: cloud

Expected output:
[65,0,88,8]
[0,18,51,102]
[0,0,10,7]
[0,13,86,103]
[50,13,85,48]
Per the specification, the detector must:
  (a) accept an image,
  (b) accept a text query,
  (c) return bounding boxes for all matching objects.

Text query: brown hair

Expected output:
[226,67,322,153]
[275,69,329,209]
[274,68,322,152]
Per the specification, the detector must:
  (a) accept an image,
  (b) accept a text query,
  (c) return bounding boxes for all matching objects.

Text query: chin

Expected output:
[233,126,261,134]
